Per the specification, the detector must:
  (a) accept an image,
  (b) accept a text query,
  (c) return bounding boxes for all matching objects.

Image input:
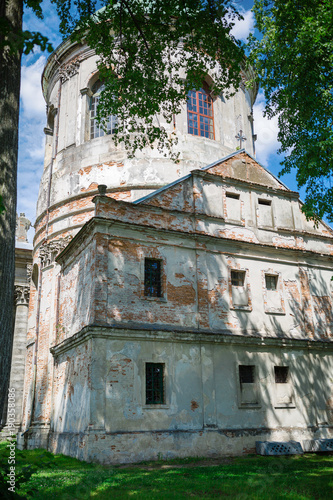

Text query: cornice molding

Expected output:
[50,323,333,358]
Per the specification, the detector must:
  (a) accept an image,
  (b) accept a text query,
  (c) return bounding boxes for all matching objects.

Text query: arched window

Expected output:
[90,80,117,139]
[187,84,214,139]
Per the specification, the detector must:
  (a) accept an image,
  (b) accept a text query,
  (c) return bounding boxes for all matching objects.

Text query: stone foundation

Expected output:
[17,426,333,464]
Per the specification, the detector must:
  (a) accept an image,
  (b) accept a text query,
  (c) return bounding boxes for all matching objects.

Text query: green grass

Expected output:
[1,440,333,499]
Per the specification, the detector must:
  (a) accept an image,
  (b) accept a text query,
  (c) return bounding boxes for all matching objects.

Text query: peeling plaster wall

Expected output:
[57,219,333,341]
[47,330,333,464]
[52,341,92,434]
[58,236,96,339]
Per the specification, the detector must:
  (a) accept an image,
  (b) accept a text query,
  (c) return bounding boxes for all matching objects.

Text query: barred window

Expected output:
[144,258,162,297]
[146,363,164,404]
[231,270,245,287]
[187,84,214,140]
[90,80,117,139]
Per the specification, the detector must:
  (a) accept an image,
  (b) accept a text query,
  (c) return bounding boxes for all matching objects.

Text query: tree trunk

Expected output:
[0,0,23,426]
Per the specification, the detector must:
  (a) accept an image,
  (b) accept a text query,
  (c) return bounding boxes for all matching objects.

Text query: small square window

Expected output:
[274,366,289,383]
[146,363,164,404]
[144,258,162,297]
[231,270,245,287]
[239,365,255,384]
[265,274,278,291]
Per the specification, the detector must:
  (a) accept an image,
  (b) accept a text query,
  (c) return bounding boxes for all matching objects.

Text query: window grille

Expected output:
[144,258,162,297]
[265,274,278,291]
[239,365,255,384]
[231,270,245,287]
[90,81,117,139]
[187,85,214,139]
[146,363,164,404]
[274,366,289,383]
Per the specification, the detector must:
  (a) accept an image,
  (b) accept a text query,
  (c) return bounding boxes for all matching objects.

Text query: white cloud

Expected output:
[231,9,255,42]
[17,1,63,239]
[23,0,62,49]
[253,91,280,166]
[20,56,46,118]
[17,55,47,233]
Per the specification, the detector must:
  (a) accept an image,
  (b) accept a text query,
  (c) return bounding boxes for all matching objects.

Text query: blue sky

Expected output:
[18,1,306,241]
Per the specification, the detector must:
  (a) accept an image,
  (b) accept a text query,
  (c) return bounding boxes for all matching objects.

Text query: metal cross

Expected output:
[235,129,247,149]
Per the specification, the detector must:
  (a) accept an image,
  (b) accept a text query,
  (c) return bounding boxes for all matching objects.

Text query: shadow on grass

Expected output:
[0,442,332,499]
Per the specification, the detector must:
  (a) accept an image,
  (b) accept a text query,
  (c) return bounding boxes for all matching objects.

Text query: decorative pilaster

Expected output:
[39,236,72,268]
[59,58,81,82]
[2,284,31,438]
[14,285,30,306]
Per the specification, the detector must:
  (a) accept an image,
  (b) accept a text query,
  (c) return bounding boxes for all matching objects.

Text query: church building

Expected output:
[8,30,333,463]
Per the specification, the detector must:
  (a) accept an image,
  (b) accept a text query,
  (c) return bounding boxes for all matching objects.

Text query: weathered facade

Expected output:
[15,34,333,463]
[1,214,32,438]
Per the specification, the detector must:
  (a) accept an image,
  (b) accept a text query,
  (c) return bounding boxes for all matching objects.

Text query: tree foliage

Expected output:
[0,1,53,56]
[249,0,333,223]
[52,0,245,159]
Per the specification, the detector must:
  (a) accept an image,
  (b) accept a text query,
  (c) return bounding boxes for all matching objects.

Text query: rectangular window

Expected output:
[90,96,117,139]
[265,274,278,291]
[144,258,162,297]
[90,82,117,140]
[273,365,294,408]
[230,269,250,308]
[231,270,245,287]
[226,192,240,200]
[258,199,273,227]
[187,87,214,139]
[146,363,164,404]
[239,365,255,384]
[238,365,259,406]
[226,192,241,221]
[258,199,271,206]
[274,366,289,384]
